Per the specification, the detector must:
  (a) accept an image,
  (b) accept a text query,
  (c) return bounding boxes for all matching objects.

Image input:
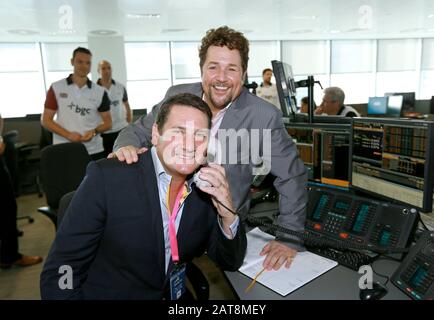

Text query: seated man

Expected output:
[299,96,316,114]
[40,93,246,300]
[314,87,360,117]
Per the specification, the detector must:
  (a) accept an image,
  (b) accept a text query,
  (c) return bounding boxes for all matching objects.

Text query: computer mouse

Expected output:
[359,282,388,300]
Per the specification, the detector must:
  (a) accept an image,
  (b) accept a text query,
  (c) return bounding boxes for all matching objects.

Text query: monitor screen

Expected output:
[386,95,404,118]
[272,60,297,118]
[351,118,434,212]
[286,123,351,189]
[367,97,388,115]
[385,92,415,114]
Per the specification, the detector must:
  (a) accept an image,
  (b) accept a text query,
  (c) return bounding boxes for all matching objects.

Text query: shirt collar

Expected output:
[150,146,194,191]
[96,78,116,86]
[202,94,232,115]
[66,74,92,88]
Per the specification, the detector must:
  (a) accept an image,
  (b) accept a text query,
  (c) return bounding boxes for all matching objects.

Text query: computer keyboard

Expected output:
[307,246,377,271]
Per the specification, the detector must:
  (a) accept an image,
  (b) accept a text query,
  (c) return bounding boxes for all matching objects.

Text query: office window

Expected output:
[248,41,280,78]
[125,42,171,109]
[281,40,328,76]
[0,43,45,118]
[41,43,88,89]
[420,70,434,99]
[331,40,374,73]
[376,71,418,96]
[171,42,201,85]
[421,38,434,70]
[330,73,375,104]
[376,39,417,97]
[378,39,417,72]
[420,39,434,99]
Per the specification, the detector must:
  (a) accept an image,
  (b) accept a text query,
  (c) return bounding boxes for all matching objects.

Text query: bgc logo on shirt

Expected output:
[67,102,90,116]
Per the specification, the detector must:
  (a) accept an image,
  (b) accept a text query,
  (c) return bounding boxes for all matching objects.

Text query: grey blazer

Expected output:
[114,83,307,249]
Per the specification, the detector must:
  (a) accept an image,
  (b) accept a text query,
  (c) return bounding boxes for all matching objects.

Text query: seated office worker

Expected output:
[314,87,360,117]
[40,93,247,300]
[97,60,132,156]
[41,47,112,161]
[111,26,308,272]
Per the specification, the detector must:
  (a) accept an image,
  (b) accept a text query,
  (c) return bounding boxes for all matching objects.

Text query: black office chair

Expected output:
[38,142,91,227]
[2,130,42,197]
[56,190,210,300]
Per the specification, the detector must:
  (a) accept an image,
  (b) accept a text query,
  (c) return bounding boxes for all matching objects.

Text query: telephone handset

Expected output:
[391,231,434,300]
[193,136,222,188]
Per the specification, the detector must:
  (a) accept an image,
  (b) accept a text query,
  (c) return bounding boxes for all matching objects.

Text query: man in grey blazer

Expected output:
[111,26,307,271]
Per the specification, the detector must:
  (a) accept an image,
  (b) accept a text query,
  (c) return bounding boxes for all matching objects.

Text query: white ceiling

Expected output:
[1,0,434,42]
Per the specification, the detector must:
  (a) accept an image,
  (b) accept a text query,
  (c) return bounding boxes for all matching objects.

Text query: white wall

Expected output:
[88,35,127,85]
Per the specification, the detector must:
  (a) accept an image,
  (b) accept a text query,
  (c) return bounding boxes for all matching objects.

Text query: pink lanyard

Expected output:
[167,186,185,263]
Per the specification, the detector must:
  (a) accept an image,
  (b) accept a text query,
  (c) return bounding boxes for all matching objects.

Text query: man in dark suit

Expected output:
[40,93,246,300]
[111,26,307,271]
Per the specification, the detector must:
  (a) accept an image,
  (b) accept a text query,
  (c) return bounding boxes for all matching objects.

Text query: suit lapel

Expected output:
[192,83,204,98]
[219,88,250,131]
[139,152,166,277]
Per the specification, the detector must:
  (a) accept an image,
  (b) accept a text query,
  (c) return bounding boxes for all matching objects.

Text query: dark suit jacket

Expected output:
[40,151,246,300]
[114,83,307,248]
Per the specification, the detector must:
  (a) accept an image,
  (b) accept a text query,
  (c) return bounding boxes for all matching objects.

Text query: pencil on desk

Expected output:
[245,268,266,293]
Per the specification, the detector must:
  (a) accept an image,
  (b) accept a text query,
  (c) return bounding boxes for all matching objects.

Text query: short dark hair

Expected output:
[199,26,249,73]
[301,96,309,104]
[262,68,272,75]
[156,93,212,132]
[72,47,92,59]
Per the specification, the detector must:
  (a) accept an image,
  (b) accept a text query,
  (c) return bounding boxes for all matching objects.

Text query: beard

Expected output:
[206,84,233,110]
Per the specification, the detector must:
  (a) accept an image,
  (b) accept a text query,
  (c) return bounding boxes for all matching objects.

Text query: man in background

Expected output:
[314,87,360,117]
[41,47,112,160]
[97,60,132,156]
[0,114,42,269]
[256,68,279,109]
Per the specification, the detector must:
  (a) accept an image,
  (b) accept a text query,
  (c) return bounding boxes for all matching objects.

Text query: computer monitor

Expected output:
[272,60,297,118]
[367,97,388,116]
[429,96,434,114]
[386,95,404,118]
[351,118,434,212]
[385,92,415,115]
[286,123,351,189]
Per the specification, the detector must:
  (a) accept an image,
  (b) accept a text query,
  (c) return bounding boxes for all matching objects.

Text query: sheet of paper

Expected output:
[239,227,338,296]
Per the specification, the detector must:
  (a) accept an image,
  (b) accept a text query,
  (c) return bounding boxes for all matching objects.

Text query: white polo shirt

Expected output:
[44,74,110,155]
[256,83,280,109]
[97,79,129,133]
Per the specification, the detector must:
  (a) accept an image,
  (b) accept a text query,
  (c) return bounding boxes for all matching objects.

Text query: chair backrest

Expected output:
[40,142,90,210]
[57,190,75,230]
[39,126,53,149]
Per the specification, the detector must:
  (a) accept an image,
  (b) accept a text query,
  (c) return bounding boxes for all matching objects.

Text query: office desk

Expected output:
[225,258,409,300]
